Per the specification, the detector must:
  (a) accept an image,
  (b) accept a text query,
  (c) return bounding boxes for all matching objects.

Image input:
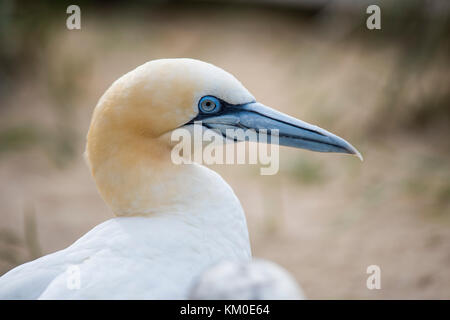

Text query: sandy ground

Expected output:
[0,5,449,298]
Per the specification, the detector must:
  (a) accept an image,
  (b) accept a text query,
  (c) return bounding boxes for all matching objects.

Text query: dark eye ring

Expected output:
[199,96,221,113]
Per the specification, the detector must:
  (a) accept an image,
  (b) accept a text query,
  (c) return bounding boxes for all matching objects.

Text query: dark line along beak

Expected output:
[193,102,363,161]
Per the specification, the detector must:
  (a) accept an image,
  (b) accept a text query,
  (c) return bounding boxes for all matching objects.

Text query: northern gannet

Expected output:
[188,259,304,300]
[0,58,361,299]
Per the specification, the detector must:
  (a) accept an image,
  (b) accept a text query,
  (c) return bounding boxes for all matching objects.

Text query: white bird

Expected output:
[0,58,361,299]
[188,259,304,300]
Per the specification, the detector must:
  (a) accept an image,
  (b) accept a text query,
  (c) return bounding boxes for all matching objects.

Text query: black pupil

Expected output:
[203,100,215,110]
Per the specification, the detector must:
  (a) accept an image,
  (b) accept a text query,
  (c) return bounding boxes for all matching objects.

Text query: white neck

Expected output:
[86,113,252,255]
[146,165,252,259]
[104,164,252,261]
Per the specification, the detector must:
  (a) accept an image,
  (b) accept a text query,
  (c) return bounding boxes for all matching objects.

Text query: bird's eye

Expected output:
[199,96,221,113]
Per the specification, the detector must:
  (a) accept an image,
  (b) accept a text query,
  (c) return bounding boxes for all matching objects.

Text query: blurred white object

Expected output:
[189,259,305,300]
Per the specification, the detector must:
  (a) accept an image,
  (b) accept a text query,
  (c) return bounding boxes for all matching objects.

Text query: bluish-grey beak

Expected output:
[196,102,362,160]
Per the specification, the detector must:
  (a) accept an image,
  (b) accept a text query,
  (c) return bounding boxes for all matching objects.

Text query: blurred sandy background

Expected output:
[0,0,449,299]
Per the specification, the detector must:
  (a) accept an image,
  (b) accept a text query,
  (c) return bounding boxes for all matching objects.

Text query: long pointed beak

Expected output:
[197,102,363,160]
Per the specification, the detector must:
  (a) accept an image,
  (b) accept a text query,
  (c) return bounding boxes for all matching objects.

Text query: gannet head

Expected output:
[86,58,361,216]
